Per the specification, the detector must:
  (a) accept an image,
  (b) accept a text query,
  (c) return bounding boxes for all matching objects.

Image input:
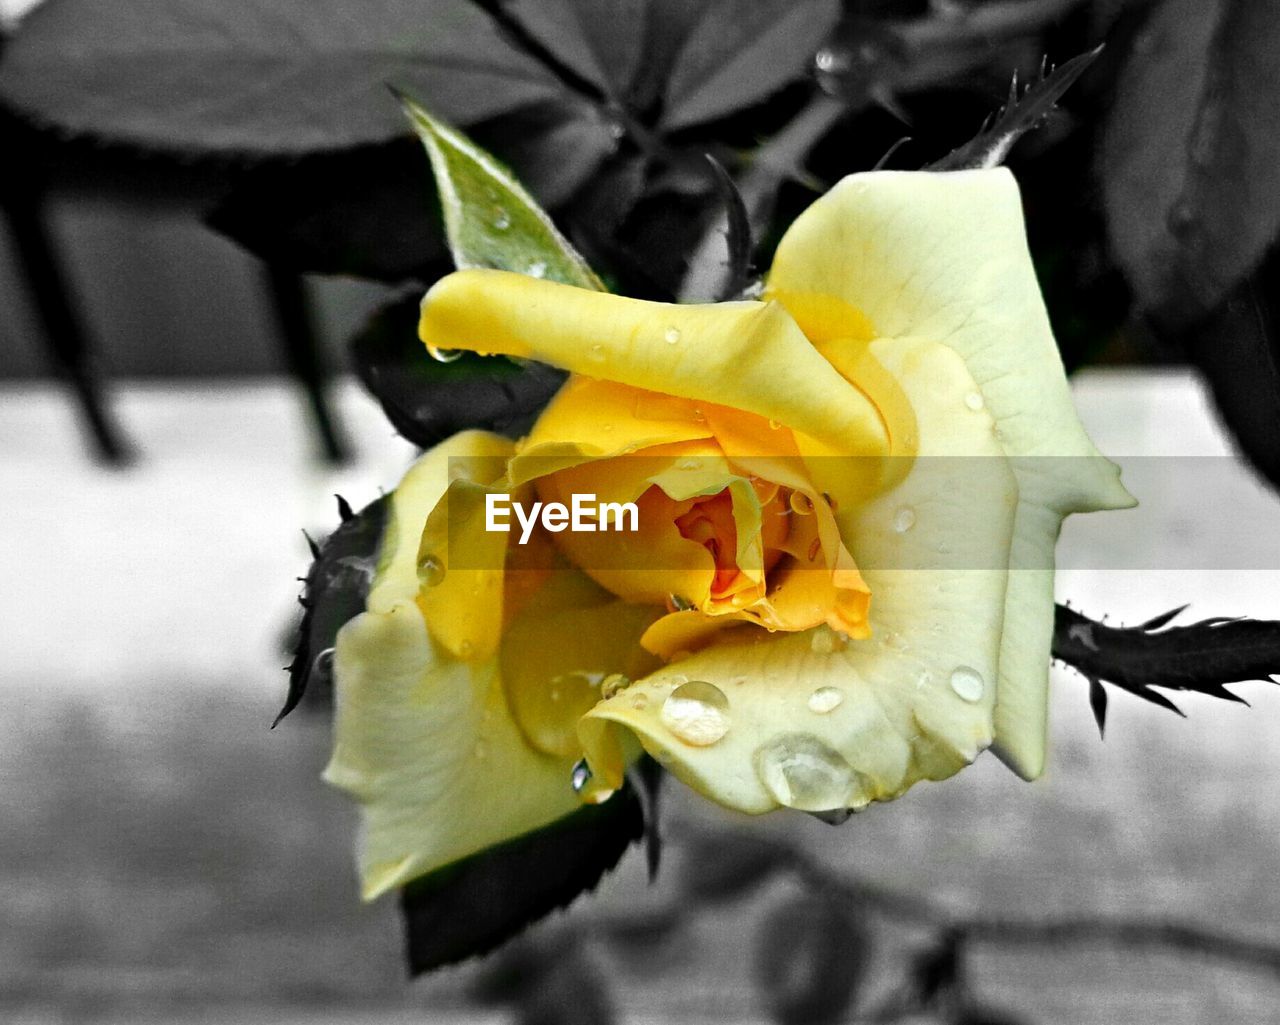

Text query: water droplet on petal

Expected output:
[660,681,730,746]
[809,807,854,825]
[915,669,933,690]
[492,209,511,230]
[663,326,682,344]
[893,507,916,533]
[311,647,335,682]
[768,419,782,430]
[789,492,814,515]
[755,734,858,810]
[807,686,845,714]
[678,459,700,470]
[630,692,649,710]
[418,553,445,587]
[668,594,695,612]
[810,627,843,655]
[571,758,592,793]
[427,344,463,363]
[601,673,630,699]
[964,391,985,411]
[527,260,547,279]
[807,537,821,562]
[588,343,606,363]
[950,665,985,702]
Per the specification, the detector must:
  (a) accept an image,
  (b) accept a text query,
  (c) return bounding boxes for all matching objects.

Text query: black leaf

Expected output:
[754,892,872,1025]
[276,494,387,727]
[703,153,754,300]
[928,46,1102,171]
[400,782,644,973]
[1052,604,1280,726]
[350,294,566,449]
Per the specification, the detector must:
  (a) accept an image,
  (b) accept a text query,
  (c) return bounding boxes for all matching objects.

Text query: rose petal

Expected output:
[325,598,582,900]
[767,168,1135,778]
[580,338,1017,812]
[418,268,889,459]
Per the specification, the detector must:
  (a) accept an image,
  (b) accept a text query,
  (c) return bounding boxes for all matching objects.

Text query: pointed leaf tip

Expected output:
[398,93,604,291]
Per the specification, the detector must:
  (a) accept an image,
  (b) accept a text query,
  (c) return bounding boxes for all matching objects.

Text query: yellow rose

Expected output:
[324,168,1133,900]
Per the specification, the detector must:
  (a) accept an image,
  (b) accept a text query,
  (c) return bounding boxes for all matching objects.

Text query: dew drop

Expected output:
[915,669,933,690]
[754,733,858,811]
[427,344,464,363]
[311,647,335,682]
[601,673,630,699]
[809,807,854,825]
[893,507,916,533]
[588,343,606,363]
[418,553,445,587]
[668,593,695,612]
[810,626,842,655]
[571,758,592,793]
[492,209,511,230]
[660,681,730,746]
[949,665,985,703]
[527,260,547,279]
[807,686,845,714]
[964,390,985,412]
[789,492,815,515]
[678,459,700,471]
[768,419,782,431]
[663,326,682,345]
[630,692,649,711]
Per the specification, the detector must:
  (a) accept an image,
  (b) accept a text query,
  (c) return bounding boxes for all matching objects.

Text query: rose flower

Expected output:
[324,169,1133,899]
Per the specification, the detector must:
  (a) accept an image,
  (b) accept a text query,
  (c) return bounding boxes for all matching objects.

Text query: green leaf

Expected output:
[0,0,565,153]
[397,91,604,289]
[277,495,388,727]
[661,0,840,130]
[1102,0,1280,319]
[400,781,644,973]
[350,295,565,448]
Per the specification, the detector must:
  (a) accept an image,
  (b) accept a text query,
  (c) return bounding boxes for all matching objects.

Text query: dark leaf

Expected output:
[927,45,1102,171]
[1053,604,1280,725]
[401,783,644,973]
[470,99,621,209]
[626,755,664,881]
[1102,0,1280,319]
[0,0,564,154]
[276,494,387,727]
[754,893,872,1025]
[472,933,618,1025]
[350,295,566,448]
[1180,251,1280,488]
[661,0,840,130]
[702,153,754,300]
[207,140,446,281]
[950,1009,1030,1025]
[679,830,792,905]
[911,930,963,1006]
[506,0,648,100]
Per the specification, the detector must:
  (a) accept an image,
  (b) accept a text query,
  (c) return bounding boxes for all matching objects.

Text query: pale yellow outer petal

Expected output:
[580,338,1018,813]
[766,168,1135,780]
[418,268,889,459]
[324,598,582,900]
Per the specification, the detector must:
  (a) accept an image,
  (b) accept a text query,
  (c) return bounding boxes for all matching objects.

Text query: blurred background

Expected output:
[3,0,1280,1022]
